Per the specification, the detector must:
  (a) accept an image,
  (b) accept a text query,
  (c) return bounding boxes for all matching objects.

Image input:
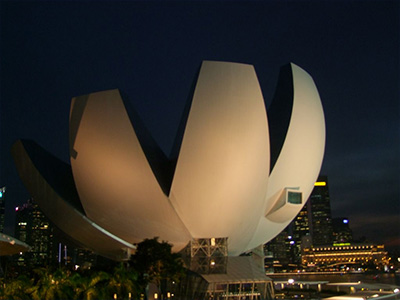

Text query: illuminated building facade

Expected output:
[308,176,333,246]
[14,199,54,267]
[292,205,310,245]
[288,204,310,264]
[263,228,295,272]
[301,243,389,270]
[264,176,334,269]
[179,238,275,300]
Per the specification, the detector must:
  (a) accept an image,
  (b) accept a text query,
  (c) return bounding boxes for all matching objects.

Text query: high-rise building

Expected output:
[308,175,333,246]
[264,226,298,272]
[14,198,99,269]
[264,175,334,269]
[15,199,54,267]
[332,217,353,243]
[289,204,310,263]
[0,187,5,233]
[292,205,310,242]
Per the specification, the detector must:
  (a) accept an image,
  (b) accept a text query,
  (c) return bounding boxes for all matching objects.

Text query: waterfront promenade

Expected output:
[269,272,400,300]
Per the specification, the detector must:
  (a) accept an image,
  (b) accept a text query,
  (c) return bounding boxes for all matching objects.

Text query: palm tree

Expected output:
[106,263,139,300]
[72,270,110,300]
[131,237,186,299]
[2,274,32,300]
[30,267,74,300]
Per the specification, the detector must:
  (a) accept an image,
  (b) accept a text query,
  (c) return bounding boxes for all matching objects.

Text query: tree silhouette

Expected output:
[103,263,139,299]
[71,270,110,300]
[131,237,185,298]
[29,267,74,300]
[2,274,32,300]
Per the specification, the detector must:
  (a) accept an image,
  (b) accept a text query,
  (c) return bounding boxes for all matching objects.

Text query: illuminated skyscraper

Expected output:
[289,204,310,263]
[265,176,334,269]
[15,199,54,267]
[308,175,333,246]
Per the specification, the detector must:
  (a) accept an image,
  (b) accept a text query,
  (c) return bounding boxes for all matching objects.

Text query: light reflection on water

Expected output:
[269,273,400,286]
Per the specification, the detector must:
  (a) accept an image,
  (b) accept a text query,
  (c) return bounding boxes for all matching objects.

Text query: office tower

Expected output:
[15,199,54,267]
[308,175,333,245]
[0,187,5,233]
[289,204,310,263]
[264,226,295,272]
[332,217,353,243]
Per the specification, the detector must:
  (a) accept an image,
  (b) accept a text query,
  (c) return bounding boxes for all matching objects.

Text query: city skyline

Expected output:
[1,2,399,250]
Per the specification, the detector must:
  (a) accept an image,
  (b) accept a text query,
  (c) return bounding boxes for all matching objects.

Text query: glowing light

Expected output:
[314,181,326,186]
[154,293,158,299]
[211,238,216,246]
[288,279,295,284]
[210,259,216,266]
[394,289,399,293]
[343,219,349,224]
[333,243,351,247]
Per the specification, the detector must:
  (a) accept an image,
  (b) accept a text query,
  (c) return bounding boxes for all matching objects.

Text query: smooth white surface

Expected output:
[66,61,324,256]
[247,63,325,250]
[12,140,136,260]
[70,89,191,252]
[170,61,270,255]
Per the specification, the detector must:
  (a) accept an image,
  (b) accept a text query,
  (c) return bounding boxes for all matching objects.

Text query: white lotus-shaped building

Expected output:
[12,61,325,261]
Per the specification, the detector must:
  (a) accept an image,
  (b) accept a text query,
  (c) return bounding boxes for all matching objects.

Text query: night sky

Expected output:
[1,1,399,251]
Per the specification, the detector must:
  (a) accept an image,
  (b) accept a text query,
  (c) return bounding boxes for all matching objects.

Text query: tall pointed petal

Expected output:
[12,140,135,260]
[247,63,325,250]
[70,89,191,252]
[170,61,270,255]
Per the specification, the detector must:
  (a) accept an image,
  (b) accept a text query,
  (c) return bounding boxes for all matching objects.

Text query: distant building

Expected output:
[290,204,310,264]
[292,204,310,243]
[308,176,333,246]
[14,199,99,269]
[301,242,389,271]
[0,187,6,233]
[264,176,336,270]
[14,199,55,267]
[264,227,299,272]
[332,217,353,243]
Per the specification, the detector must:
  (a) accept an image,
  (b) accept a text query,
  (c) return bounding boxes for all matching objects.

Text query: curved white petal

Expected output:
[11,140,135,260]
[247,63,325,250]
[13,61,325,258]
[69,89,191,252]
[170,61,270,255]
